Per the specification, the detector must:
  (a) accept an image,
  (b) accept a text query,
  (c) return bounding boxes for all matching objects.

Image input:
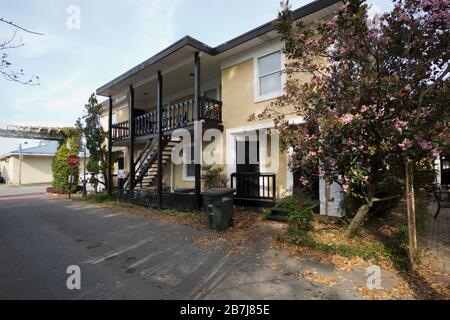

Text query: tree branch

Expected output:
[418,64,450,109]
[0,18,45,35]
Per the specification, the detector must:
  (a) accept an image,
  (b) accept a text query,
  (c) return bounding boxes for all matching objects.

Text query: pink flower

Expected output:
[415,134,432,151]
[399,138,413,150]
[342,184,350,193]
[404,84,412,92]
[432,148,441,158]
[419,140,432,151]
[300,176,309,185]
[319,168,325,177]
[307,151,317,158]
[341,114,354,125]
[395,120,409,133]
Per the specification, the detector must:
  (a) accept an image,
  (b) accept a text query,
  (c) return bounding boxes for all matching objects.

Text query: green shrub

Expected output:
[52,128,81,193]
[275,195,301,210]
[201,165,227,190]
[287,204,315,233]
[275,195,315,233]
[261,208,272,220]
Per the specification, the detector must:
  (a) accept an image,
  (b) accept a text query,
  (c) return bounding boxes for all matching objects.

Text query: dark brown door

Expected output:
[236,139,259,173]
[236,139,260,198]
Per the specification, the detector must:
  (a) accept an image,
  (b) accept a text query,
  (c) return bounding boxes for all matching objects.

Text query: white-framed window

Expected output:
[183,144,196,182]
[254,50,283,102]
[112,112,118,125]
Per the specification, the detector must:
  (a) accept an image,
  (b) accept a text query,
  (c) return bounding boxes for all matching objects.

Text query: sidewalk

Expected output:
[423,207,450,274]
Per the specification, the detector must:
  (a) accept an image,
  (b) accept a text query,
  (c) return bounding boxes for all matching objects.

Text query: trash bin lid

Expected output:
[201,188,235,196]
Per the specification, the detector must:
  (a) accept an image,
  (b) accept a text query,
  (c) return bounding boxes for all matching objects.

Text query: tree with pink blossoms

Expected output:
[254,0,449,266]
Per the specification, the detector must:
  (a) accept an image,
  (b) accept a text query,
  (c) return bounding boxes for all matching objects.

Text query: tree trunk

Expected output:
[346,203,371,238]
[405,161,418,269]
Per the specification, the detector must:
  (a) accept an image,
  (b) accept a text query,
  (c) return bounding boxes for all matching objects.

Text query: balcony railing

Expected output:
[112,97,222,141]
[231,172,276,200]
[112,121,129,141]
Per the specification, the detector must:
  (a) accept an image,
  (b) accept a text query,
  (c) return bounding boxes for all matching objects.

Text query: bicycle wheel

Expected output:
[431,191,441,220]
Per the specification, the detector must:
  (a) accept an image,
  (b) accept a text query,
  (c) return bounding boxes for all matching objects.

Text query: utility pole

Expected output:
[83,140,87,196]
[18,143,22,186]
[18,142,28,186]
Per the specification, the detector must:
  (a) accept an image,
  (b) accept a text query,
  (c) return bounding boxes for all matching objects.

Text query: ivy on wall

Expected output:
[52,128,81,193]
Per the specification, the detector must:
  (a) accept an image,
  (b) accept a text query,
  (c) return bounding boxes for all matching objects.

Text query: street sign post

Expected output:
[67,155,80,168]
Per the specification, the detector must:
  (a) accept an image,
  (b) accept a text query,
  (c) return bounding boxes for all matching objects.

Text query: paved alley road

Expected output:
[0,190,371,300]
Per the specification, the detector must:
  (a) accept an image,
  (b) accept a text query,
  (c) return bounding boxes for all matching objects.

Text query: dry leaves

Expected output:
[185,209,264,254]
[298,271,337,287]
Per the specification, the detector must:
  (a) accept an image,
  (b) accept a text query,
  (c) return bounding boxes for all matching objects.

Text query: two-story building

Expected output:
[97,0,344,215]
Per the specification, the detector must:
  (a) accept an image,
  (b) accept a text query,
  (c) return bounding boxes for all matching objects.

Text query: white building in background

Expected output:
[0,141,88,185]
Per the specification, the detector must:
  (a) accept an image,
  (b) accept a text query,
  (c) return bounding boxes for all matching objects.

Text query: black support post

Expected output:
[128,85,135,193]
[108,96,113,198]
[194,52,202,210]
[157,71,163,209]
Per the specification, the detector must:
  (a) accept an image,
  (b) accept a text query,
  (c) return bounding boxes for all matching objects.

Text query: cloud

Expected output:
[45,87,92,113]
[2,0,187,130]
[17,69,84,107]
[0,119,72,128]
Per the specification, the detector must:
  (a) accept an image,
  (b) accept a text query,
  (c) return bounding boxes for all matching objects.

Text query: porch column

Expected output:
[108,96,113,198]
[157,71,163,209]
[128,85,135,193]
[194,52,202,210]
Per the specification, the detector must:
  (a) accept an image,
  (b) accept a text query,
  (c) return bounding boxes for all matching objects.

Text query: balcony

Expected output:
[231,172,277,207]
[111,97,222,142]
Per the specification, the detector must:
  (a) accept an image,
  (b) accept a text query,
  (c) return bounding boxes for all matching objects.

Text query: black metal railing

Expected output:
[111,96,222,141]
[111,121,129,141]
[231,172,276,200]
[121,139,158,191]
[135,111,158,137]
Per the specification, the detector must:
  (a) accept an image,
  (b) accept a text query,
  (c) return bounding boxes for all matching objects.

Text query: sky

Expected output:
[0,0,392,156]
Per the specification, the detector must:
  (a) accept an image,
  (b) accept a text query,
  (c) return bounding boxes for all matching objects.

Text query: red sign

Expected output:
[67,155,80,168]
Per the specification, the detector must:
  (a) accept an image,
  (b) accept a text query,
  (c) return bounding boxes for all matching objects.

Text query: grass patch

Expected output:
[278,192,432,271]
[377,192,431,270]
[281,230,389,262]
[73,192,136,208]
[76,193,116,203]
[161,209,196,219]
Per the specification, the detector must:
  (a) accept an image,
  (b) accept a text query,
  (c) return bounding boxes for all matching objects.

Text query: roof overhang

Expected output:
[96,0,342,97]
[0,153,55,159]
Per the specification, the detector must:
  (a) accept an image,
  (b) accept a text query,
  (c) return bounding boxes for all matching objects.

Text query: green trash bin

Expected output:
[201,188,235,231]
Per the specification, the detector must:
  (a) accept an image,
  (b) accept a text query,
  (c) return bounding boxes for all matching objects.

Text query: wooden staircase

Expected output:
[122,137,181,191]
[137,137,181,188]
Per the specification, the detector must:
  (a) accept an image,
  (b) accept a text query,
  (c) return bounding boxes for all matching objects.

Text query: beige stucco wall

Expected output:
[0,155,52,185]
[0,157,15,184]
[221,58,291,196]
[1,155,88,185]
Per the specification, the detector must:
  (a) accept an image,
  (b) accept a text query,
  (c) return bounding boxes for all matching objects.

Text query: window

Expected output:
[184,145,195,181]
[112,112,118,125]
[256,51,282,100]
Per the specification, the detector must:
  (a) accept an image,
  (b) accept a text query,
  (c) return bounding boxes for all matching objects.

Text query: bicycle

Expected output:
[430,184,450,220]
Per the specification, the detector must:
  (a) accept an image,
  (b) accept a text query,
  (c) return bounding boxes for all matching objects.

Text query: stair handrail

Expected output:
[134,138,170,187]
[122,139,154,191]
